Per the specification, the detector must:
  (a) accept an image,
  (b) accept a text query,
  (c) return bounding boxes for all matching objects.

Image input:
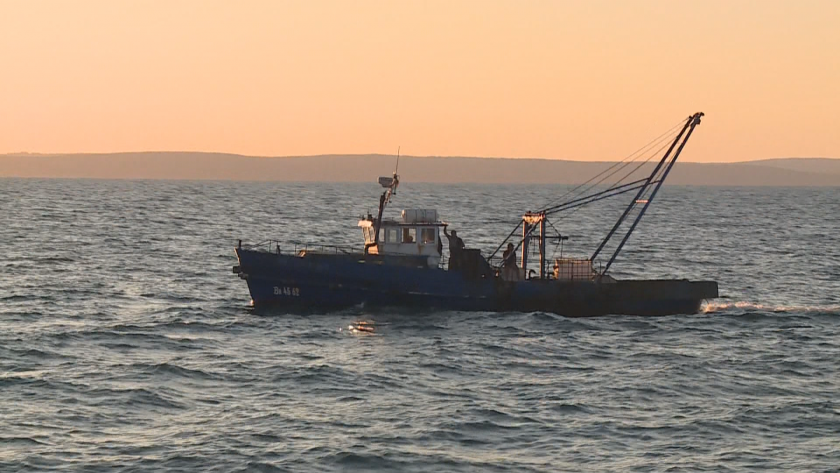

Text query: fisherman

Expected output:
[443,225,465,271]
[402,227,414,243]
[502,242,519,281]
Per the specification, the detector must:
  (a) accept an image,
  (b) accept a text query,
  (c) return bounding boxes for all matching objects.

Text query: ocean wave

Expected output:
[85,386,186,410]
[132,361,224,381]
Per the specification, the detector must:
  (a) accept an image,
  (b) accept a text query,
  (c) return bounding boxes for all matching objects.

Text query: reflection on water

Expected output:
[344,320,377,334]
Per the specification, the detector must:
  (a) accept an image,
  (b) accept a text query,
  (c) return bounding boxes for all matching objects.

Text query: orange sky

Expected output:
[1,0,838,162]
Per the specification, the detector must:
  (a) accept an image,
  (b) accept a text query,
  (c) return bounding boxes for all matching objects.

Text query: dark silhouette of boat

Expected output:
[232,113,718,316]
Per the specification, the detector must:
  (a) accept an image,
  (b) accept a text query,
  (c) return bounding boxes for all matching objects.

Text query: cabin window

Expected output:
[402,227,416,243]
[387,228,398,243]
[420,228,436,244]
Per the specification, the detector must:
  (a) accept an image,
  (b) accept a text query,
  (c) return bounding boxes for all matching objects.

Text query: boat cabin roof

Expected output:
[358,219,446,228]
[358,209,445,228]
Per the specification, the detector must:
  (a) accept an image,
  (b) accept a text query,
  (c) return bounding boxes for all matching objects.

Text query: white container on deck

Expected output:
[401,209,438,224]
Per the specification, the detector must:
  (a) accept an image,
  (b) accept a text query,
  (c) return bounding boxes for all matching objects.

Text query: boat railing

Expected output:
[238,239,359,256]
[486,254,505,269]
[484,253,602,281]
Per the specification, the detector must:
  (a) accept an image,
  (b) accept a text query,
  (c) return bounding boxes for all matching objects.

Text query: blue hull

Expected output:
[234,249,718,317]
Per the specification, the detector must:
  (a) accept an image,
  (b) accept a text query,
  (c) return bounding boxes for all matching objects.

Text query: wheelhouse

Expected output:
[358,209,444,267]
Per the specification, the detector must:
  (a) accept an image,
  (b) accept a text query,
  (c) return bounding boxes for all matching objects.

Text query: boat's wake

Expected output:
[702,300,840,315]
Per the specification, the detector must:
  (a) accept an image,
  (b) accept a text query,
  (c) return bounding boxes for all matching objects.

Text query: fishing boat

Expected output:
[232,112,718,316]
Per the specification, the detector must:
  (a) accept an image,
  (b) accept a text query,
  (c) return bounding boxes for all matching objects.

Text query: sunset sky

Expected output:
[1,0,838,162]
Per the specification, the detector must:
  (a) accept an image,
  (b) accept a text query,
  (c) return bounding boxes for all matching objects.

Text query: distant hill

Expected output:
[738,158,840,176]
[2,152,840,186]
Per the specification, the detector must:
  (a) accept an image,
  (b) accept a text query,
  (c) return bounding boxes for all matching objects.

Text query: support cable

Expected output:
[542,126,682,214]
[539,119,685,211]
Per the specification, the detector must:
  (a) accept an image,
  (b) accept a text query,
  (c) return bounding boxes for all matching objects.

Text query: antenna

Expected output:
[389,146,400,198]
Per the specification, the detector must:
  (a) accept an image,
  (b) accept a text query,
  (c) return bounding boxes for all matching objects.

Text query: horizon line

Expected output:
[3,150,838,164]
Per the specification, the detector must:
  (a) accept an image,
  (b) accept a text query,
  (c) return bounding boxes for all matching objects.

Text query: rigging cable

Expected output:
[538,118,686,212]
[545,135,678,218]
[491,117,691,264]
[541,125,682,213]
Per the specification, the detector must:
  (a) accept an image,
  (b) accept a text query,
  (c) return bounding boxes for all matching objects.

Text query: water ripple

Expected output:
[1,180,839,471]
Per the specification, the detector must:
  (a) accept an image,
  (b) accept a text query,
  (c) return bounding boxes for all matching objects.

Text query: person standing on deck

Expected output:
[443,225,465,271]
[502,242,519,281]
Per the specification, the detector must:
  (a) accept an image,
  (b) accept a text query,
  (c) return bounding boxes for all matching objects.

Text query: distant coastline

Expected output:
[2,152,839,186]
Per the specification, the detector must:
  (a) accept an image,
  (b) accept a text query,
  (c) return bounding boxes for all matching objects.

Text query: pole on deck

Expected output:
[521,222,530,275]
[539,216,546,279]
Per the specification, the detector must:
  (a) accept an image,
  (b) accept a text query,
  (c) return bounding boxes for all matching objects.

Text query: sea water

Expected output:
[1,179,838,471]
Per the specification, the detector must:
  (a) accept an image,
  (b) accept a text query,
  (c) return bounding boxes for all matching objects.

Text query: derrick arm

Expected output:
[489,112,705,277]
[601,112,704,274]
[590,114,695,261]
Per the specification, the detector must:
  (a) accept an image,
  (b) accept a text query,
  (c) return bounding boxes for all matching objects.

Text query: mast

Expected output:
[522,212,547,279]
